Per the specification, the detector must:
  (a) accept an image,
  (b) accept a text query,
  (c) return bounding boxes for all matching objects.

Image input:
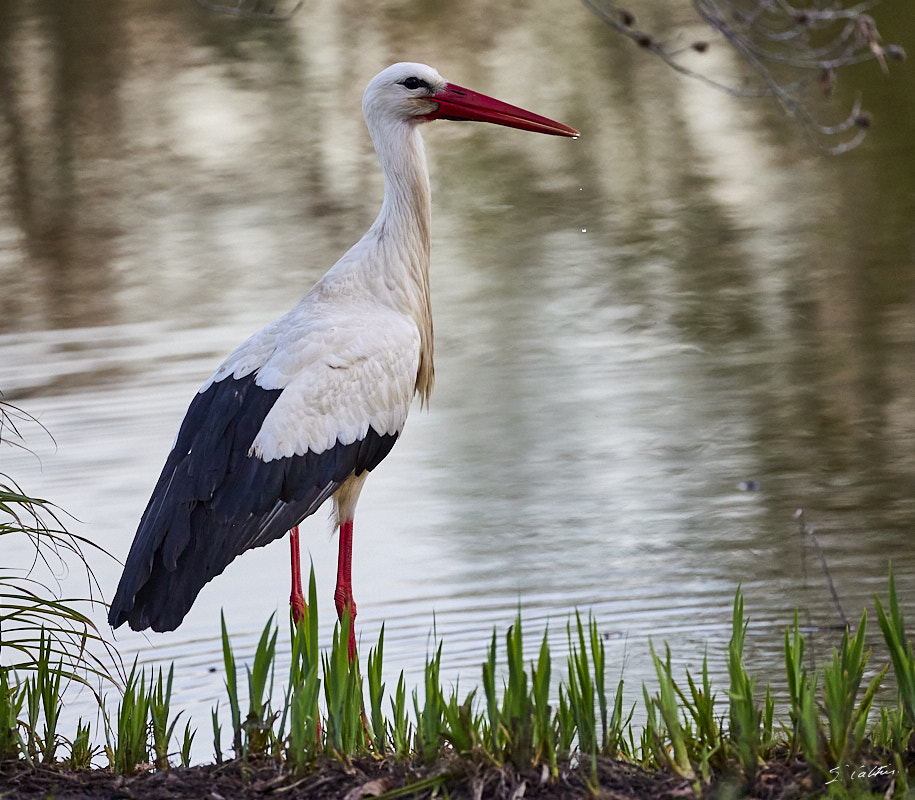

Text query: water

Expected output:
[1,0,913,753]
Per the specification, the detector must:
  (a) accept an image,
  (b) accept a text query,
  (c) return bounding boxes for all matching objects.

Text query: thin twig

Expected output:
[581,0,904,154]
[794,509,849,628]
[196,0,303,21]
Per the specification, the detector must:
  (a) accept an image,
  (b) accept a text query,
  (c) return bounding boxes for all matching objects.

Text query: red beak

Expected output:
[426,83,579,138]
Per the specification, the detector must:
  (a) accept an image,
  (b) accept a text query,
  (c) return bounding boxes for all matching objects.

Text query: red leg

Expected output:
[289,525,306,624]
[334,519,357,660]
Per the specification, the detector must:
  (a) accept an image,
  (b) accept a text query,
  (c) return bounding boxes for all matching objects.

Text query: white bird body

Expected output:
[109,62,576,639]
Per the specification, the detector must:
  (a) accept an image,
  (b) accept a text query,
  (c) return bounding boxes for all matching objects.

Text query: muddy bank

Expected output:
[2,753,899,800]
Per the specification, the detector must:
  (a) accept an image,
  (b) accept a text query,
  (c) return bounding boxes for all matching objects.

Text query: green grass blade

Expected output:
[220,612,241,757]
[367,624,387,755]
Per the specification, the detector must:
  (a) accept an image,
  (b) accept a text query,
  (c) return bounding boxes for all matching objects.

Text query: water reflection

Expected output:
[0,0,913,755]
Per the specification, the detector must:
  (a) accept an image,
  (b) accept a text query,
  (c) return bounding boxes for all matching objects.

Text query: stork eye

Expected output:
[401,76,429,91]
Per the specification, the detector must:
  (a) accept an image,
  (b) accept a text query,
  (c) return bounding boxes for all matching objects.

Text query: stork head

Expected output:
[363,62,578,138]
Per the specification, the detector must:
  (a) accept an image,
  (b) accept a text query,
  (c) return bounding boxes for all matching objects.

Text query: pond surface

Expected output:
[1,0,913,754]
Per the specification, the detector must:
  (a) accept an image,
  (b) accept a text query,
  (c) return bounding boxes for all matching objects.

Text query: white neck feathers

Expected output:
[362,117,435,405]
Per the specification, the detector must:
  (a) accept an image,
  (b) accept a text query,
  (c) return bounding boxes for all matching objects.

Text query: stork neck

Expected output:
[367,119,434,405]
[371,121,432,250]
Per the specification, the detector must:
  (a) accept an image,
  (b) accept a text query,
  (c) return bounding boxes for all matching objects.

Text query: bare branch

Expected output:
[196,0,303,22]
[582,0,905,153]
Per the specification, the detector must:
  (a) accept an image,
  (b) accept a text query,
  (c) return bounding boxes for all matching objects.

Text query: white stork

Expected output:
[108,63,577,657]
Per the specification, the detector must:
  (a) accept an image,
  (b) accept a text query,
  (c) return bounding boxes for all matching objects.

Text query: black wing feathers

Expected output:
[108,372,398,633]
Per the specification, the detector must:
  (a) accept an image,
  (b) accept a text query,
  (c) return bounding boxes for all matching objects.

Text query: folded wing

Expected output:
[108,314,418,632]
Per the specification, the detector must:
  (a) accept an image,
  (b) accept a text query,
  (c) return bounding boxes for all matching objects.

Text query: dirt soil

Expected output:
[0,754,903,800]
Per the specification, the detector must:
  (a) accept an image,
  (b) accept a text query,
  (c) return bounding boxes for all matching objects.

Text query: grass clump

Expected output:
[876,565,915,734]
[103,661,152,774]
[1,402,116,690]
[150,664,182,770]
[726,589,775,781]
